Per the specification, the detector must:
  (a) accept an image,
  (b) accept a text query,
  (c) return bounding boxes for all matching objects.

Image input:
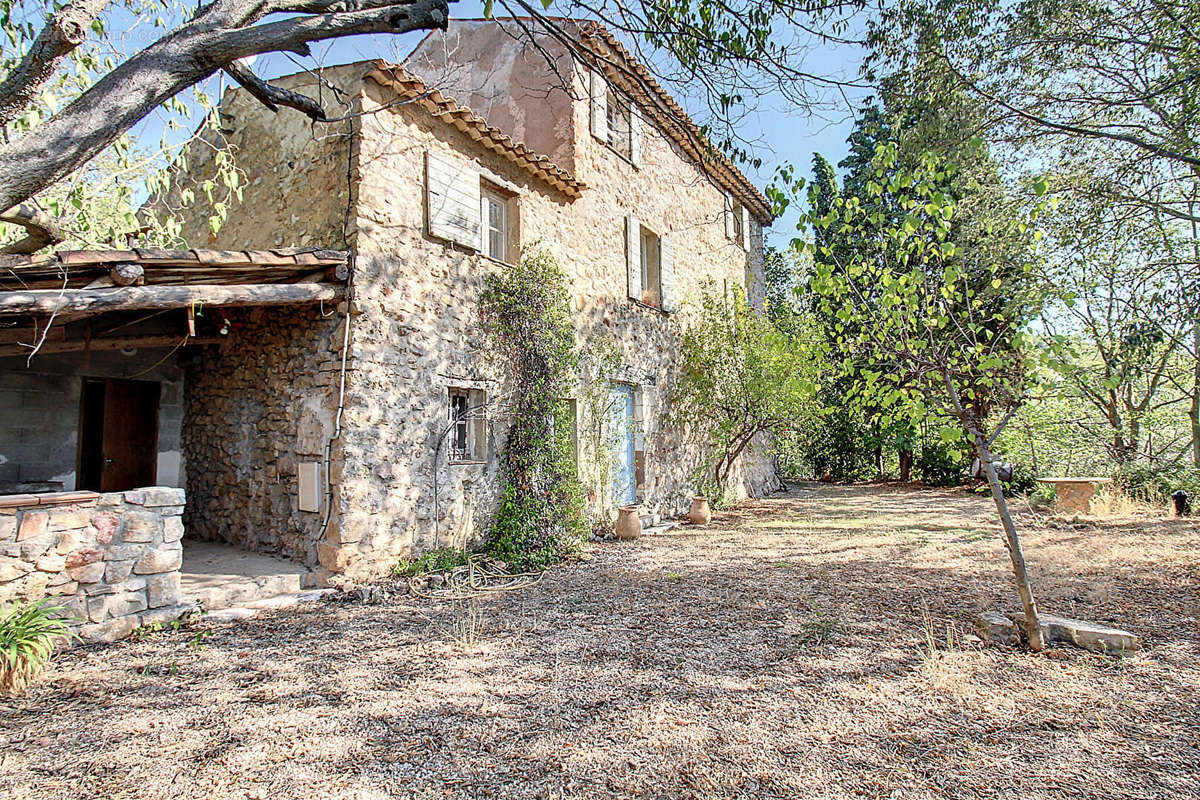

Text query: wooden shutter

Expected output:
[630,105,643,166]
[659,234,677,313]
[742,205,752,248]
[426,151,481,250]
[723,193,735,239]
[590,70,608,141]
[626,215,642,301]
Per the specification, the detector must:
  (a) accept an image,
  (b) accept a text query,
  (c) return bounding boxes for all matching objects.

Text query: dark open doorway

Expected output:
[78,378,161,492]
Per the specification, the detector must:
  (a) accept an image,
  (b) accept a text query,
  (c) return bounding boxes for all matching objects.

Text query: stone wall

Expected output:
[169,52,780,581]
[169,66,361,574]
[162,66,359,251]
[318,66,779,578]
[0,488,189,643]
[181,306,344,570]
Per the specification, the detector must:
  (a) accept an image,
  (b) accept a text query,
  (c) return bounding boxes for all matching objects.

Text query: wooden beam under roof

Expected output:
[0,333,226,359]
[0,282,345,318]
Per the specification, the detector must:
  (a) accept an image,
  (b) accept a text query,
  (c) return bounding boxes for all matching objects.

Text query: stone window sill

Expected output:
[630,298,668,315]
[449,460,487,466]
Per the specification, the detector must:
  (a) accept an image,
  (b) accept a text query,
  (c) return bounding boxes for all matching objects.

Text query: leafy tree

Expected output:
[871,0,1200,226]
[674,288,822,501]
[1038,178,1195,466]
[796,142,1052,649]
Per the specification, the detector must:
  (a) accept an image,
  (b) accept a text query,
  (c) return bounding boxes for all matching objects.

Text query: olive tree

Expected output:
[674,288,822,502]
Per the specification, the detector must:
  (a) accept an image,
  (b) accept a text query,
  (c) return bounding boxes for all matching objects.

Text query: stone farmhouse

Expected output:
[0,18,775,640]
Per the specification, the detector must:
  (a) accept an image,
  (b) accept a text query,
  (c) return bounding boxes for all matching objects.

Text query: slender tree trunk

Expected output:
[899,448,913,482]
[971,428,1045,650]
[1192,323,1200,468]
[1190,207,1199,468]
[942,370,1044,651]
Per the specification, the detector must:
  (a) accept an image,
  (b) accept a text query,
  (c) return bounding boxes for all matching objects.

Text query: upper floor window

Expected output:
[607,95,633,161]
[480,184,509,261]
[725,194,748,248]
[425,151,518,261]
[639,226,662,308]
[590,70,642,167]
[625,215,676,312]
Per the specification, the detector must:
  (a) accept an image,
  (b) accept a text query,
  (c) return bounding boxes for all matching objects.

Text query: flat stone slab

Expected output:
[975,612,1021,646]
[1039,614,1141,654]
[180,540,310,611]
[976,611,1140,654]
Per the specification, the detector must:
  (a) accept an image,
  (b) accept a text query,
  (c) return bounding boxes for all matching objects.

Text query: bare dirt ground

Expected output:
[2,483,1198,800]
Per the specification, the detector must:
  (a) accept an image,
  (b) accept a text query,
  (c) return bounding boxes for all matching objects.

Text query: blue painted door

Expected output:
[610,383,637,507]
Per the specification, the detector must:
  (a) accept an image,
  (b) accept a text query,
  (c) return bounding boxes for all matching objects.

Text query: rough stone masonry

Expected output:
[0,489,191,643]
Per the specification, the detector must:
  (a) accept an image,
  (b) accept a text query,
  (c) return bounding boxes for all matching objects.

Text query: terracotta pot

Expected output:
[688,496,712,525]
[614,506,642,541]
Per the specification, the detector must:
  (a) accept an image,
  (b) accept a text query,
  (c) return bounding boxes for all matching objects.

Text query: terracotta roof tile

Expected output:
[364,62,587,199]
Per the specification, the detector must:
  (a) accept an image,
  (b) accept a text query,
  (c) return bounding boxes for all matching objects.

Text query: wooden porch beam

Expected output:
[0,333,226,359]
[0,282,345,317]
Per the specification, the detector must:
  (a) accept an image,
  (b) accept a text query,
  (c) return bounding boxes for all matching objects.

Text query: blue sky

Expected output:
[129,2,873,248]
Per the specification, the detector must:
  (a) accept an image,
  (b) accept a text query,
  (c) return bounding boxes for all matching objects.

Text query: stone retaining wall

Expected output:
[0,488,191,643]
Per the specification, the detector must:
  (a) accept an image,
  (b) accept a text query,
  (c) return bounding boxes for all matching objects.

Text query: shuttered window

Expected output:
[591,70,643,167]
[625,216,677,312]
[426,151,481,249]
[589,70,608,141]
[480,187,508,261]
[607,94,633,160]
[724,193,747,248]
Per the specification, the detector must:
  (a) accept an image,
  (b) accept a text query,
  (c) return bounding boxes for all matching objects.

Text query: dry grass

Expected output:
[0,483,1197,799]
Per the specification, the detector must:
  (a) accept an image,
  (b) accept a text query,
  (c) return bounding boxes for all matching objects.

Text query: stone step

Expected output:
[200,589,334,623]
[186,571,304,612]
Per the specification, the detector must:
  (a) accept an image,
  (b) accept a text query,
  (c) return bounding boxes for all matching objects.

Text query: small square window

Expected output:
[448,388,487,462]
[607,95,633,160]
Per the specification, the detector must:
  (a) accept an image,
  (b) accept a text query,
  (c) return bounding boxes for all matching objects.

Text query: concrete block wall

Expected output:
[0,488,190,643]
[0,351,187,491]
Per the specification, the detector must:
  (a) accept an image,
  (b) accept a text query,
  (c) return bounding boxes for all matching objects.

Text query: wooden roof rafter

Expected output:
[0,246,349,292]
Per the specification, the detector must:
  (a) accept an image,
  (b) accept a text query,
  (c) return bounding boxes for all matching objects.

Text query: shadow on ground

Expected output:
[1,483,1197,799]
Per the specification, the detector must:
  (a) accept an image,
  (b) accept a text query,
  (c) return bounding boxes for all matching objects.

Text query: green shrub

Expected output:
[0,600,76,696]
[914,439,971,486]
[1117,463,1200,503]
[393,547,470,577]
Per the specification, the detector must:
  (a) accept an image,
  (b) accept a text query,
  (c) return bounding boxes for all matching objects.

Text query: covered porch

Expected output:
[0,247,348,640]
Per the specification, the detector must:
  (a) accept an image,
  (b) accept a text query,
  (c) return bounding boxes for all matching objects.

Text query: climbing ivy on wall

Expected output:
[480,249,587,571]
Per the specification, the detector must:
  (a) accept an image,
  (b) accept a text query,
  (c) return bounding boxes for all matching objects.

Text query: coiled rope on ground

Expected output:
[407,555,544,599]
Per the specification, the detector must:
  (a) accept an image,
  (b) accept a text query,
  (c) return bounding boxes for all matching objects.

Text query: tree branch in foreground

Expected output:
[0,0,112,127]
[0,204,66,254]
[224,60,328,121]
